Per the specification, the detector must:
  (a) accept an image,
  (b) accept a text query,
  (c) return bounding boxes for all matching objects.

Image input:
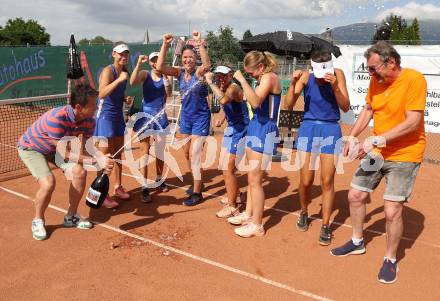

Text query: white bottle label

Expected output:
[86,187,101,205]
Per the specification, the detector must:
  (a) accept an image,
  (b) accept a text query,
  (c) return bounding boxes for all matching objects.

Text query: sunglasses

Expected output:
[366,62,385,73]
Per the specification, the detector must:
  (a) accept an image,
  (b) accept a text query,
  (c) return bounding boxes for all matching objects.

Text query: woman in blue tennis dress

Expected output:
[93,42,132,209]
[230,51,282,238]
[130,51,172,203]
[285,50,350,245]
[204,66,249,218]
[156,31,211,207]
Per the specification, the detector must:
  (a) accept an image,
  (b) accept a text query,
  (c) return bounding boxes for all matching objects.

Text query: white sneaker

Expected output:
[234,222,265,238]
[227,212,251,225]
[216,205,239,218]
[32,218,47,240]
[63,214,93,229]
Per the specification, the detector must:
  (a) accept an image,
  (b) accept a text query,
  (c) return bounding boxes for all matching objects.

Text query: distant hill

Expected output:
[329,20,440,45]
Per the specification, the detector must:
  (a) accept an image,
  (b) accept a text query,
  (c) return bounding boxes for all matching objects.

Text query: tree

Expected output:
[205,26,244,67]
[373,14,421,45]
[373,14,401,43]
[90,36,112,44]
[78,36,112,45]
[389,15,407,44]
[406,18,421,45]
[79,38,90,45]
[243,29,253,40]
[373,23,391,42]
[0,18,50,46]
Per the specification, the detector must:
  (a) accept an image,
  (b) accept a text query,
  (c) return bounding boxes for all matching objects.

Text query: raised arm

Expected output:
[204,72,239,105]
[130,55,148,86]
[163,75,172,97]
[233,71,278,109]
[156,33,180,77]
[192,31,211,78]
[323,68,350,112]
[285,70,307,110]
[98,66,128,99]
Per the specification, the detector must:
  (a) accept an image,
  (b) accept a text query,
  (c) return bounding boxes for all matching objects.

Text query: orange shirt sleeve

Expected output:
[405,74,427,111]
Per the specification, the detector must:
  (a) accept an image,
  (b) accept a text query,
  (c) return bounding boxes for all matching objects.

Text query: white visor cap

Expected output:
[149,52,160,60]
[113,44,130,53]
[311,59,334,78]
[213,66,232,74]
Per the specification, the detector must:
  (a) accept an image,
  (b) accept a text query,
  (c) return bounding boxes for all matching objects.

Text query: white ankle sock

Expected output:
[384,257,397,263]
[352,237,364,246]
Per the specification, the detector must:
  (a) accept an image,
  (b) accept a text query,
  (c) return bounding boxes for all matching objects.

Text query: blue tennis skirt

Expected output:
[246,119,279,155]
[94,115,126,138]
[131,110,170,137]
[179,114,211,137]
[295,119,343,154]
[222,123,248,155]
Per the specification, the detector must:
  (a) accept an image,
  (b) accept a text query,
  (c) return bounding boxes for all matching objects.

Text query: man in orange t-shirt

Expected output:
[330,41,427,284]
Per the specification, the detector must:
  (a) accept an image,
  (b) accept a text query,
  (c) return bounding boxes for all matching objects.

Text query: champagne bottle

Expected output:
[85,172,109,209]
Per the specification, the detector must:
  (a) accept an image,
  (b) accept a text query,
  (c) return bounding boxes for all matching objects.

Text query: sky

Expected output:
[1,0,440,45]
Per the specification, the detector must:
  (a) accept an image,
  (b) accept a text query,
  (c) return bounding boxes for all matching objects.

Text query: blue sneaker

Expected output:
[186,184,205,196]
[183,193,204,206]
[330,239,366,256]
[378,259,399,284]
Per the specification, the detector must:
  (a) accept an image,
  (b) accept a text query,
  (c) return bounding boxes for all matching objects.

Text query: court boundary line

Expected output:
[0,185,333,301]
[121,173,440,249]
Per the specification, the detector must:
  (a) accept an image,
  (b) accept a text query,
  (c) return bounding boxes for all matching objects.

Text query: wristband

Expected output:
[371,136,386,148]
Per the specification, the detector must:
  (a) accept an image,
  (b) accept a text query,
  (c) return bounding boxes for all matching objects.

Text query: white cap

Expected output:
[149,52,160,60]
[113,44,130,53]
[311,59,334,78]
[213,66,232,74]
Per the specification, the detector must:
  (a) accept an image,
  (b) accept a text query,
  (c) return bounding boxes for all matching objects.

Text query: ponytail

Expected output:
[243,51,278,73]
[261,51,278,72]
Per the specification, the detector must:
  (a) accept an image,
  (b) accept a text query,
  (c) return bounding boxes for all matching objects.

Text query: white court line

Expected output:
[0,185,333,301]
[122,172,440,249]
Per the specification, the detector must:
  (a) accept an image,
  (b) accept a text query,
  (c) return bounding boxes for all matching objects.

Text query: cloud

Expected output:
[375,1,440,21]
[3,0,346,44]
[5,0,428,45]
[69,0,345,28]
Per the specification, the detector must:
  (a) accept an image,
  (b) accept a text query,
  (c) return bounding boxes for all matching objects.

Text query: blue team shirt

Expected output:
[142,72,166,111]
[303,74,340,122]
[96,64,126,120]
[178,71,210,120]
[222,100,249,127]
[252,92,281,123]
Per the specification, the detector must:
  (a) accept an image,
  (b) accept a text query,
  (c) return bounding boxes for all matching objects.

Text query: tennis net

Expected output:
[0,93,69,181]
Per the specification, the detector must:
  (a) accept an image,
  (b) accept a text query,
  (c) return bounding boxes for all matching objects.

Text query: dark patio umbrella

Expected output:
[66,34,84,79]
[239,31,341,58]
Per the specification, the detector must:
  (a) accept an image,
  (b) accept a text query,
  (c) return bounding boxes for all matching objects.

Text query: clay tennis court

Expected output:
[1,129,439,301]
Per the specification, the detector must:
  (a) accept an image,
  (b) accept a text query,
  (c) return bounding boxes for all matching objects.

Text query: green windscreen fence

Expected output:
[0,43,161,110]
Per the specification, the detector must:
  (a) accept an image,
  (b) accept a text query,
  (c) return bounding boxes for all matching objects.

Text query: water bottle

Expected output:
[85,172,109,209]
